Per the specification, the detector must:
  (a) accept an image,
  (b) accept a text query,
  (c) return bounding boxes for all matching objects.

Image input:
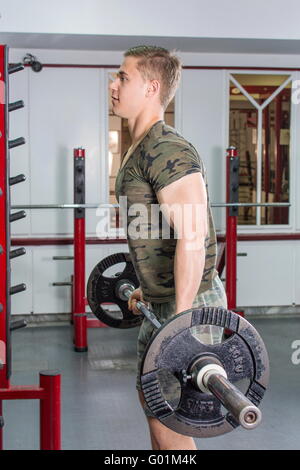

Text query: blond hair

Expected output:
[124,45,182,110]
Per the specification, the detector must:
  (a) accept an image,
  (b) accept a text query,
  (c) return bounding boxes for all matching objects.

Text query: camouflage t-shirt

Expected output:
[115,120,217,303]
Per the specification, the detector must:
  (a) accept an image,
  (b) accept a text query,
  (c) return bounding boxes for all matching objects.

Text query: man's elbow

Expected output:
[177,234,206,253]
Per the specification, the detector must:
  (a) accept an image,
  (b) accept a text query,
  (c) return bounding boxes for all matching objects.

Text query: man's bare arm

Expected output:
[157,172,208,314]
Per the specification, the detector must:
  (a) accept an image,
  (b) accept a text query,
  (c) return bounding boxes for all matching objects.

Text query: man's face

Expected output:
[109,56,149,120]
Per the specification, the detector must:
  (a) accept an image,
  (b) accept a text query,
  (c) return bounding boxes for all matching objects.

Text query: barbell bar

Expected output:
[11,202,290,210]
[115,281,261,430]
[117,281,161,329]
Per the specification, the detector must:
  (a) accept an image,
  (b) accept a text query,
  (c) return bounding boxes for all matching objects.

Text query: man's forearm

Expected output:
[174,239,206,315]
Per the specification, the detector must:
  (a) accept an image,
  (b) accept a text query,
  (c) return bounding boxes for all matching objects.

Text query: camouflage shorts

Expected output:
[136,274,227,392]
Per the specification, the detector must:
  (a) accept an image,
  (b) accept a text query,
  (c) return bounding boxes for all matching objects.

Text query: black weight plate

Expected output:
[141,307,269,438]
[87,252,143,329]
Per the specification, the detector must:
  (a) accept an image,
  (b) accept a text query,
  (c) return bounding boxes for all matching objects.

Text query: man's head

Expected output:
[110,45,182,119]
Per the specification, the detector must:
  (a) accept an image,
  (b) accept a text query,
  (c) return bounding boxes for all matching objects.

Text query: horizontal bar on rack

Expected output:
[11,202,291,209]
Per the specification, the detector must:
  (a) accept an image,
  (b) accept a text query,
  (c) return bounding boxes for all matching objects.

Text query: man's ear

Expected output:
[147,79,160,97]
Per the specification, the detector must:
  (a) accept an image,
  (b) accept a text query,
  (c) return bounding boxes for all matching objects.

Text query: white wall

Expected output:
[1,0,300,40]
[178,69,227,230]
[10,65,108,237]
[236,241,298,307]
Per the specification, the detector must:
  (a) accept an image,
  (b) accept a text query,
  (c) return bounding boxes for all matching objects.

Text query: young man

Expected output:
[110,46,227,450]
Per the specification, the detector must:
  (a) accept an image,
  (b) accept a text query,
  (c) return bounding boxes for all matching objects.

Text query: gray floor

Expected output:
[2,316,300,450]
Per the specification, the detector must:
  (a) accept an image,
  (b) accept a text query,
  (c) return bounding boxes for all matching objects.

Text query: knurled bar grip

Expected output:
[122,287,161,329]
[134,300,162,329]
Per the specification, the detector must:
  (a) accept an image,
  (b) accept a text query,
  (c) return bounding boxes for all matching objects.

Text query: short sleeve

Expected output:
[142,141,204,193]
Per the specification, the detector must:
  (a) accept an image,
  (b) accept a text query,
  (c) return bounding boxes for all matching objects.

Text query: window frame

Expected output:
[226,69,297,233]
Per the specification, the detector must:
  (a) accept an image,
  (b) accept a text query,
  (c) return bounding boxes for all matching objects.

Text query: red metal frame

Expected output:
[0,44,61,450]
[225,147,245,318]
[0,371,61,450]
[73,148,88,350]
[0,44,9,451]
[263,107,270,223]
[274,94,283,224]
[0,45,9,390]
[72,149,106,353]
[225,147,238,311]
[11,237,128,245]
[39,371,61,450]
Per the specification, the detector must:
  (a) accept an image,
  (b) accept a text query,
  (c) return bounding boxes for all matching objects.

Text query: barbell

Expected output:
[87,253,269,438]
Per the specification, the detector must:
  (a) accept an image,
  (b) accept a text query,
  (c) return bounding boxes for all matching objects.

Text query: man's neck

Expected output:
[128,112,164,147]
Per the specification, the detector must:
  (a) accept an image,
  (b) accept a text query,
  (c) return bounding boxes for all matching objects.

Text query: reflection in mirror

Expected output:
[261,87,290,224]
[229,80,257,225]
[229,74,291,225]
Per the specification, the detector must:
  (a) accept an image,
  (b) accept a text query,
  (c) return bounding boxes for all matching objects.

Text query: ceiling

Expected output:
[1,32,300,55]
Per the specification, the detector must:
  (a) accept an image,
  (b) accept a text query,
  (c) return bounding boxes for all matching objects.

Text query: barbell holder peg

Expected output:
[8,100,24,112]
[8,63,24,74]
[9,284,26,295]
[10,320,27,331]
[8,137,26,149]
[52,256,74,260]
[9,210,26,222]
[9,174,26,186]
[52,282,73,286]
[10,247,26,259]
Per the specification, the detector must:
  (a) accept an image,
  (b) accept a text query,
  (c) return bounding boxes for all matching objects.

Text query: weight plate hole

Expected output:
[190,325,225,345]
[156,369,181,410]
[102,262,126,278]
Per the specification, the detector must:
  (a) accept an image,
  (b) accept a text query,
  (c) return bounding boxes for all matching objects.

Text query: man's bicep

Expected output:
[156,172,208,239]
[157,172,207,205]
